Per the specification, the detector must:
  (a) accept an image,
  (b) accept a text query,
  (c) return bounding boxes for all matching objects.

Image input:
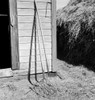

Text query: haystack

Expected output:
[57,0,95,71]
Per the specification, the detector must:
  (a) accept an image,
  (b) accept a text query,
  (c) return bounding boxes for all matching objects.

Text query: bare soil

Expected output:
[0,63,95,100]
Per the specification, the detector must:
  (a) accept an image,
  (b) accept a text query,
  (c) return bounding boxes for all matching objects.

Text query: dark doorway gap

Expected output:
[0,0,11,69]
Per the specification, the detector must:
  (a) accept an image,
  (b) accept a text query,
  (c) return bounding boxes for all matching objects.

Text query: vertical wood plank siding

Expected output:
[17,0,52,73]
[9,0,19,70]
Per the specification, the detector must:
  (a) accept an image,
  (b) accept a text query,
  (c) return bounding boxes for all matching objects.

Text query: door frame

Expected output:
[52,0,64,71]
[52,0,57,71]
[9,0,19,70]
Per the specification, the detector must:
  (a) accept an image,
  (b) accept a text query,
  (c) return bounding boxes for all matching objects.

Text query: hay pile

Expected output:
[57,0,95,71]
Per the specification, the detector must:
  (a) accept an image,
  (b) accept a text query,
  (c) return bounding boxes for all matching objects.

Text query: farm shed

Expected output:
[0,0,57,77]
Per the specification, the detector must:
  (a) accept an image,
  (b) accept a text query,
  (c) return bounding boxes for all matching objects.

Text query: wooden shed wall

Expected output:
[17,0,52,73]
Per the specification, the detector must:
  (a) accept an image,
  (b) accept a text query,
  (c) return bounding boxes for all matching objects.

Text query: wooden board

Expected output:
[19,43,51,50]
[18,22,51,30]
[17,9,51,16]
[17,0,51,2]
[18,16,51,23]
[17,0,52,72]
[51,0,56,71]
[19,49,51,56]
[20,54,51,62]
[19,36,51,43]
[17,1,51,10]
[20,59,51,70]
[18,30,51,37]
[0,68,13,78]
[9,0,19,70]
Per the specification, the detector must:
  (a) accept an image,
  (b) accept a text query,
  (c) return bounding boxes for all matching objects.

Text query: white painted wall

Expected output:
[57,0,70,10]
[17,0,52,73]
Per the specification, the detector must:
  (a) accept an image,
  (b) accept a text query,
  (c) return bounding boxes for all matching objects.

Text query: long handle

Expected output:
[28,0,36,85]
[34,1,38,82]
[36,9,50,74]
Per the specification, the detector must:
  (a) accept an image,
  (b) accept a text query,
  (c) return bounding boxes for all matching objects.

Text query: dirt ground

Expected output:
[0,63,95,100]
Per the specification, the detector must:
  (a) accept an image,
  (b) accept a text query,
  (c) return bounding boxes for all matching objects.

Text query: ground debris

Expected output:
[0,64,95,100]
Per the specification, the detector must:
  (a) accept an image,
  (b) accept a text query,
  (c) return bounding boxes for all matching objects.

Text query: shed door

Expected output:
[0,1,11,69]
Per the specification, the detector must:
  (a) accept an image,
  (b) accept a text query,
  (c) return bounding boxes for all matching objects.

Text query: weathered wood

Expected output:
[0,68,13,78]
[17,0,51,2]
[9,0,19,70]
[17,0,52,72]
[18,22,51,30]
[19,49,51,56]
[19,67,48,74]
[18,16,51,23]
[17,9,51,16]
[20,55,51,62]
[20,60,51,70]
[17,1,51,10]
[19,29,51,37]
[51,0,56,71]
[19,43,51,50]
[13,69,45,75]
[19,36,51,43]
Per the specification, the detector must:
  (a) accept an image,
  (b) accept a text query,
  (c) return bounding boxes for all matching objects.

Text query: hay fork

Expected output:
[27,0,57,98]
[28,0,49,85]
